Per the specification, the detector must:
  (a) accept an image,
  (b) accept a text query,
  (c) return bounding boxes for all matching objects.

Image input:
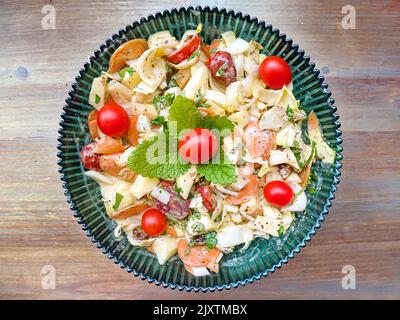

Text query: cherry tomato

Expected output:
[141,208,167,237]
[80,142,101,171]
[178,128,219,164]
[196,183,214,211]
[263,180,294,207]
[167,34,200,64]
[208,51,237,85]
[259,56,292,89]
[97,99,129,137]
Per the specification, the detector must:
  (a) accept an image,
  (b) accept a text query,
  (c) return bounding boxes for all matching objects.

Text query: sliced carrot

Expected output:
[99,154,136,182]
[87,110,99,140]
[177,239,222,274]
[225,174,258,205]
[201,38,220,57]
[108,54,127,74]
[112,202,150,220]
[209,39,220,53]
[165,225,178,238]
[125,115,140,146]
[88,120,98,140]
[93,137,125,154]
[88,109,98,122]
[244,122,276,160]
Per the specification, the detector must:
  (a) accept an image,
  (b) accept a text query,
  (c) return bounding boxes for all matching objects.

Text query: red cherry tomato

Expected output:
[196,183,214,211]
[208,51,237,85]
[259,56,292,89]
[263,180,294,207]
[178,128,219,164]
[80,142,101,171]
[141,208,167,237]
[167,34,200,64]
[97,99,130,137]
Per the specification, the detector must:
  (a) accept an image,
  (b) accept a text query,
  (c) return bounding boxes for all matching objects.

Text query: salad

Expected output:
[81,25,336,277]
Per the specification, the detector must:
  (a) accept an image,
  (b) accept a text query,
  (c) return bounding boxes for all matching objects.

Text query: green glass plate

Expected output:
[57,6,343,292]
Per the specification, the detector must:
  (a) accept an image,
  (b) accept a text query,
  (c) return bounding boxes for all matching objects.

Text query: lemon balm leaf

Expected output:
[197,163,236,185]
[201,115,234,135]
[127,134,190,179]
[168,96,202,134]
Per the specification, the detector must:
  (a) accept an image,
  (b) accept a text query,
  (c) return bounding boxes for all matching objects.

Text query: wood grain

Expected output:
[0,0,399,299]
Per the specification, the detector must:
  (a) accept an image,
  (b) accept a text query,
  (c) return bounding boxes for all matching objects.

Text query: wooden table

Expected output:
[0,0,399,300]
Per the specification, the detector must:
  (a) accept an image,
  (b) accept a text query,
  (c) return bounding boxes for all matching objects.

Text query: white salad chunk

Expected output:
[152,235,179,265]
[216,224,253,249]
[151,186,171,204]
[129,175,159,200]
[176,166,197,199]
